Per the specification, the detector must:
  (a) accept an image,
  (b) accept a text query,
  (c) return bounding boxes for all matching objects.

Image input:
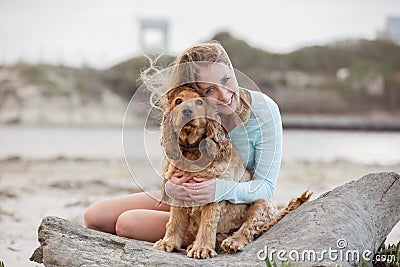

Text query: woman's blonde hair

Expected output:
[141,40,251,125]
[169,40,231,89]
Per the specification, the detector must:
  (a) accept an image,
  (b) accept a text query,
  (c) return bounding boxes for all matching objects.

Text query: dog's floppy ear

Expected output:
[205,108,231,159]
[206,107,225,142]
[161,112,181,161]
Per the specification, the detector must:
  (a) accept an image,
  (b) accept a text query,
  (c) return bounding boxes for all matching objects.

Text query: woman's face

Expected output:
[196,63,239,115]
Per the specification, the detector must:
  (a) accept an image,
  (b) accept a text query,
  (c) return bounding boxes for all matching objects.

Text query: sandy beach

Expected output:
[1,126,399,266]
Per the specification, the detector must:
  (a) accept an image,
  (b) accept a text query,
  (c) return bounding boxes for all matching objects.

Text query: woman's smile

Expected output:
[220,94,233,105]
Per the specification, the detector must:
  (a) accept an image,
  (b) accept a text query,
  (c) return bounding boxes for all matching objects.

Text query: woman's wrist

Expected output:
[164,180,173,199]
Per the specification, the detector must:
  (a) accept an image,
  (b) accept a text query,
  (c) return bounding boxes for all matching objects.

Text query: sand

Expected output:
[0,157,399,266]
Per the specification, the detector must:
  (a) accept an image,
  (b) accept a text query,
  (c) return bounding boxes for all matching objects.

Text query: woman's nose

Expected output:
[215,85,230,102]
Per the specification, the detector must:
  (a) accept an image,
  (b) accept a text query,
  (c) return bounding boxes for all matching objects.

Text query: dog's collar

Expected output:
[179,140,206,152]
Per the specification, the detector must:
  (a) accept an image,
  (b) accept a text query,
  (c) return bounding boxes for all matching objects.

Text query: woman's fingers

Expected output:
[167,177,216,204]
[170,175,193,185]
[172,171,184,177]
[192,177,209,183]
[183,178,212,188]
[184,179,216,204]
[177,176,194,185]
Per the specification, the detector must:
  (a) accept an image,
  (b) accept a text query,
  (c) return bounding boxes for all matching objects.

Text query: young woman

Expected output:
[84,41,282,245]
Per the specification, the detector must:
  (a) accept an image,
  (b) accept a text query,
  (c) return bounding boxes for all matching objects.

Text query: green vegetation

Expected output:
[265,256,294,267]
[213,32,400,113]
[3,31,400,114]
[373,240,400,267]
[214,31,400,75]
[102,31,400,113]
[103,54,174,100]
[282,40,400,74]
[16,63,104,99]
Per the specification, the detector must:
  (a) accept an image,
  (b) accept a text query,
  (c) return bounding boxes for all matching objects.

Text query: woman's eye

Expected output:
[205,87,214,94]
[196,99,203,105]
[175,98,182,105]
[222,77,230,84]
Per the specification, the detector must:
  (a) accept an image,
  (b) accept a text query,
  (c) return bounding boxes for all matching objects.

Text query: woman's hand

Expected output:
[183,177,216,204]
[165,172,216,204]
[165,172,193,200]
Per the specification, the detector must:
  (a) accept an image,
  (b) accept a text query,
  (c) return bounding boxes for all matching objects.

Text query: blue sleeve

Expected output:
[214,96,282,204]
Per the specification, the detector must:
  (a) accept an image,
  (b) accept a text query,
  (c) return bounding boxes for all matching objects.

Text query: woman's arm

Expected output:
[214,93,283,204]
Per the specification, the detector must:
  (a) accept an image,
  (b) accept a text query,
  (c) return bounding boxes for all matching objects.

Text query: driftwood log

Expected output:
[31,172,400,266]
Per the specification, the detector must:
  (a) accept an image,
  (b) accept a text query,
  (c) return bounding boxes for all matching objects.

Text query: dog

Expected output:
[154,85,312,259]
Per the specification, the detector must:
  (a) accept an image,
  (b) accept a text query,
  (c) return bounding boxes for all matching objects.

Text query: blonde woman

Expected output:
[84,41,282,245]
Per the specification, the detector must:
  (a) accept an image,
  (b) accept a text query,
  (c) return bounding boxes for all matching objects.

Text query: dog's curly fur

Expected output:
[154,86,312,259]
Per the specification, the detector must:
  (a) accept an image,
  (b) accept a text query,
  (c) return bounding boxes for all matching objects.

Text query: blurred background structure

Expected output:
[377,16,400,44]
[139,17,169,53]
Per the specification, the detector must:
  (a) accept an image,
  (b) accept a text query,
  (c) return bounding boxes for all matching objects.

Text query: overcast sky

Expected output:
[1,0,400,69]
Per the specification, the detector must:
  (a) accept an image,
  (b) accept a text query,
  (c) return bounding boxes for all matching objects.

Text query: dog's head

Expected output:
[161,86,229,164]
[165,86,208,143]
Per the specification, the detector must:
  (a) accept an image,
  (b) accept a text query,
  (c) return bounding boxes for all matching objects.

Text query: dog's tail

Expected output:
[260,189,313,233]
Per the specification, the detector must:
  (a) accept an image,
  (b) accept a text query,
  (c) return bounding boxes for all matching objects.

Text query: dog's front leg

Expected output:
[186,203,221,259]
[154,207,188,252]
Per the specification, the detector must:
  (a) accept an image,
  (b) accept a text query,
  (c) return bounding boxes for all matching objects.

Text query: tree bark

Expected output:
[30,172,400,267]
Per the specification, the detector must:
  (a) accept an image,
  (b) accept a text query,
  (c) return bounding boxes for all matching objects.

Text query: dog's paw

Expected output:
[215,233,229,252]
[221,237,245,254]
[186,246,217,259]
[185,243,194,254]
[154,239,179,252]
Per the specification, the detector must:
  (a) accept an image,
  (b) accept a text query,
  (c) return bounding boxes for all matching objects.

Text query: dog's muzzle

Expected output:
[182,107,193,118]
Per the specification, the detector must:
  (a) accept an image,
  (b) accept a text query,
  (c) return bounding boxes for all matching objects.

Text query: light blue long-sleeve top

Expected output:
[214,88,283,204]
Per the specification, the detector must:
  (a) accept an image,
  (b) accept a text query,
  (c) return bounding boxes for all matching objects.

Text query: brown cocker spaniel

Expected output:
[154,86,312,259]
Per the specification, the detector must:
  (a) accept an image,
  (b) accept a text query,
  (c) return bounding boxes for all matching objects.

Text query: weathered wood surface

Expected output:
[31,172,400,266]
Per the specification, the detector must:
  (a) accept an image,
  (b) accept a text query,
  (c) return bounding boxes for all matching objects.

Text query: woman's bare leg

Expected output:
[84,190,194,245]
[115,209,195,246]
[84,191,169,234]
[115,209,170,242]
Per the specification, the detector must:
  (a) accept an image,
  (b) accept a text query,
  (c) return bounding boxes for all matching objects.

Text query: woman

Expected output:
[84,41,282,245]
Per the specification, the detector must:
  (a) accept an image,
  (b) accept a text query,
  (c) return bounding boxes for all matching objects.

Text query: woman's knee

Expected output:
[84,192,167,234]
[115,210,139,238]
[84,201,115,233]
[115,209,169,242]
[83,202,100,229]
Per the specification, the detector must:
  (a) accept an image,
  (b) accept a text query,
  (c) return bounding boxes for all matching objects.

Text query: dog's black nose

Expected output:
[182,107,193,117]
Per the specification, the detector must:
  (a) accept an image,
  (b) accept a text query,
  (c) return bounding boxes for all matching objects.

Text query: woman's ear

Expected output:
[161,113,181,161]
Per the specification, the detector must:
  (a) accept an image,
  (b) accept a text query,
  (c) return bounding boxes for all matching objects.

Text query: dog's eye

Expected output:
[196,99,203,105]
[175,98,182,105]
